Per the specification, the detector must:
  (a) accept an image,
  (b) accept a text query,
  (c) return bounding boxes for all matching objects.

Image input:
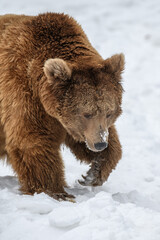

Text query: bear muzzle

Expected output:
[85,129,109,152]
[94,142,108,151]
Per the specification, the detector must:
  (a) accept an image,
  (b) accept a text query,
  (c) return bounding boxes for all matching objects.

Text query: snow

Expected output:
[0,0,160,239]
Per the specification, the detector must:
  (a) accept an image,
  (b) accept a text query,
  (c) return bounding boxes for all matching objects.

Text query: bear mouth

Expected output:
[85,140,98,152]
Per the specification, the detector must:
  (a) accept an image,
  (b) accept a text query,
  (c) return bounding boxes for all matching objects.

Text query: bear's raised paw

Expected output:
[78,160,104,187]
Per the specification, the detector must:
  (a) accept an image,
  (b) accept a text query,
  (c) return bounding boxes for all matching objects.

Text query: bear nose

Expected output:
[94,142,108,151]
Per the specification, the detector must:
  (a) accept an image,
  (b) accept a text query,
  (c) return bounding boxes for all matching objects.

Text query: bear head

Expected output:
[41,54,124,152]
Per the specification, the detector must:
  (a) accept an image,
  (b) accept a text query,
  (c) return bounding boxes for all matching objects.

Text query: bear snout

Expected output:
[94,142,108,151]
[85,138,108,152]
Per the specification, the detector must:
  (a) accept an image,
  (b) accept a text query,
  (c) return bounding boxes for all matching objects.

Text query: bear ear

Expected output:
[104,53,125,74]
[43,58,72,82]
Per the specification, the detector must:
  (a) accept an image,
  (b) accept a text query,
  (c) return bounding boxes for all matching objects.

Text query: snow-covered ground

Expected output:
[0,0,160,239]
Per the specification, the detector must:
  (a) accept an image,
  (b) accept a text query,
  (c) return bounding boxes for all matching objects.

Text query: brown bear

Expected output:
[0,13,124,200]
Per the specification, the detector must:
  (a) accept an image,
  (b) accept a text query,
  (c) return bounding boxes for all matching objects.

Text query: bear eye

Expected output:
[84,113,93,119]
[106,113,111,118]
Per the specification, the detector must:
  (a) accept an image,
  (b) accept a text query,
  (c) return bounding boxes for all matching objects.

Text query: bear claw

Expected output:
[56,193,75,202]
[47,191,75,202]
[78,177,103,187]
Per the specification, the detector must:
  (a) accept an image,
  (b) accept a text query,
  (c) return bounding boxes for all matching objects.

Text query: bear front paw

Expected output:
[78,160,104,187]
[46,190,75,202]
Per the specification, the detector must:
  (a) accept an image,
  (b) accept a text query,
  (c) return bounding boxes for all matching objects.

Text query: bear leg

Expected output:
[6,134,74,201]
[65,125,122,186]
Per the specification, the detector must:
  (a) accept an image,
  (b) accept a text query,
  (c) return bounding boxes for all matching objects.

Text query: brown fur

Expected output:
[0,122,6,158]
[0,13,124,200]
